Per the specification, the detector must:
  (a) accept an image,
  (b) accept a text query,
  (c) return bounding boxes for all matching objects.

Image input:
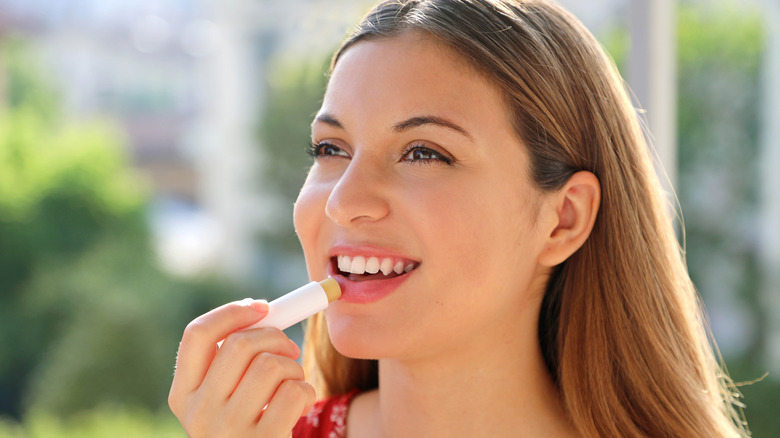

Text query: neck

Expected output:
[352,306,577,438]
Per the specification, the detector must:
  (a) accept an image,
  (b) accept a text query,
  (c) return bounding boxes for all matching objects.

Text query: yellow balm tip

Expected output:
[319,277,341,302]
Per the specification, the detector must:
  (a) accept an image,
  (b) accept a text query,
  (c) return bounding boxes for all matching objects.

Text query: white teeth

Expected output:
[337,255,417,276]
[349,256,366,274]
[338,255,351,272]
[365,257,380,274]
[380,258,394,275]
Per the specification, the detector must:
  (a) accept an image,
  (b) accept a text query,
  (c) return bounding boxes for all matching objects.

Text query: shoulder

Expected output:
[293,389,360,438]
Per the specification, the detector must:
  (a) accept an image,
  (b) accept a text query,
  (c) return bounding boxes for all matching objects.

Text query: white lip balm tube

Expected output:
[244,277,341,331]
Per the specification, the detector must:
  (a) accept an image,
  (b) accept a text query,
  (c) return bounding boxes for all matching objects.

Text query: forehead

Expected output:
[320,32,509,134]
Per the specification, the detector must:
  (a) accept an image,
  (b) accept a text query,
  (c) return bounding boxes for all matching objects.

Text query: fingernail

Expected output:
[250,299,269,314]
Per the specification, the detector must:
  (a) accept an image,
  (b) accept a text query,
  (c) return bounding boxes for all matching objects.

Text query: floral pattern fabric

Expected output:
[292,390,359,438]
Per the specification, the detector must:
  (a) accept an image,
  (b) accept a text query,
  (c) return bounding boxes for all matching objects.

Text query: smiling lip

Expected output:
[328,246,419,304]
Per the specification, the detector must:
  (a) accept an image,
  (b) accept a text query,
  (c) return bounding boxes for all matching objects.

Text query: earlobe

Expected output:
[538,171,601,267]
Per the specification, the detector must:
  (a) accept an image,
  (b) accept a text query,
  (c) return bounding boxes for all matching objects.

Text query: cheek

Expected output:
[416,178,540,297]
[293,181,329,272]
[424,181,529,254]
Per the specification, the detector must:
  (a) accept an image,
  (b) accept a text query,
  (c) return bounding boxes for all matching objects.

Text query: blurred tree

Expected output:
[0,39,146,417]
[604,4,776,436]
[0,38,242,421]
[20,235,232,416]
[0,38,58,122]
[256,55,330,255]
[676,3,765,358]
[674,6,779,437]
[0,405,185,437]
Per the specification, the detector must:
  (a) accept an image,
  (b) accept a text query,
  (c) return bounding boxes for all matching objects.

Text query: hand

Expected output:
[168,299,316,437]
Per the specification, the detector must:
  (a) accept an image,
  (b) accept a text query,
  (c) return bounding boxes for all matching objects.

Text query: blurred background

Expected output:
[0,0,777,436]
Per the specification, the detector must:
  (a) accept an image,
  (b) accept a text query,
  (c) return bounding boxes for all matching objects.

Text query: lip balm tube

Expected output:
[217,278,340,348]
[245,277,341,331]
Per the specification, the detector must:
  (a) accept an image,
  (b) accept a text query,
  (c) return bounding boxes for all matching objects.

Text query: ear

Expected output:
[537,171,601,267]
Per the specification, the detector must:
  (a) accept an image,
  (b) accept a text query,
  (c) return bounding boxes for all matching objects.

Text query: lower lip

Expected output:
[329,267,414,304]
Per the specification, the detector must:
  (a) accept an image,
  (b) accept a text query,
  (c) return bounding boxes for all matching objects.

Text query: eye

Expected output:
[400,143,454,166]
[307,141,349,159]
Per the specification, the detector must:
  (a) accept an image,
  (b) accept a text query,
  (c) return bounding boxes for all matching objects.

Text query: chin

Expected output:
[325,312,406,360]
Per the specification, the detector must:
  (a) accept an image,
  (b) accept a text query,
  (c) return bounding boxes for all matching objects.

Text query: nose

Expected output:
[325,157,391,226]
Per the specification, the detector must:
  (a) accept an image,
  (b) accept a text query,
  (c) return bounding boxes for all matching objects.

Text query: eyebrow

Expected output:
[313,113,473,141]
[393,116,473,140]
[313,113,344,129]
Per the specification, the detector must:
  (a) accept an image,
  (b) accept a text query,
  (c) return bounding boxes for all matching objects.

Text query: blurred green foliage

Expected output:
[676,2,764,356]
[19,236,233,417]
[0,39,58,122]
[256,55,330,254]
[1,39,143,418]
[603,4,778,437]
[0,38,241,429]
[0,407,184,438]
[675,7,779,437]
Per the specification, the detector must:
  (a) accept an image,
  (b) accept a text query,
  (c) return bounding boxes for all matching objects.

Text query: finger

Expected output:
[199,328,301,401]
[171,299,270,400]
[224,353,307,423]
[256,380,316,436]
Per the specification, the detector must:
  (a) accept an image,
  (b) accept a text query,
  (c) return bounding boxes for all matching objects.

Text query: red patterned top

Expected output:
[292,390,360,438]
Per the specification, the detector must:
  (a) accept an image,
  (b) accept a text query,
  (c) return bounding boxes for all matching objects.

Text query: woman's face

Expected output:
[294,32,553,361]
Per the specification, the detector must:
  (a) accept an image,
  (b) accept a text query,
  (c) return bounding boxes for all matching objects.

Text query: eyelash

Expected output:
[400,143,454,166]
[306,141,343,158]
[307,141,455,166]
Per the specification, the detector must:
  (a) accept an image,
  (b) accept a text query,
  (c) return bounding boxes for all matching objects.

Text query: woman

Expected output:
[168,0,748,436]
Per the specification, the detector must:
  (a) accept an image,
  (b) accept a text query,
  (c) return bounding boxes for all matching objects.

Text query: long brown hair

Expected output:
[302,1,747,436]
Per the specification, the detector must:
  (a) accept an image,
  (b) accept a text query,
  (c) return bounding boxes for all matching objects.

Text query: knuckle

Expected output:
[257,326,285,338]
[254,352,284,374]
[254,327,288,345]
[182,318,208,340]
[280,380,309,401]
[222,330,253,352]
[168,390,181,417]
[294,363,306,380]
[302,381,316,401]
